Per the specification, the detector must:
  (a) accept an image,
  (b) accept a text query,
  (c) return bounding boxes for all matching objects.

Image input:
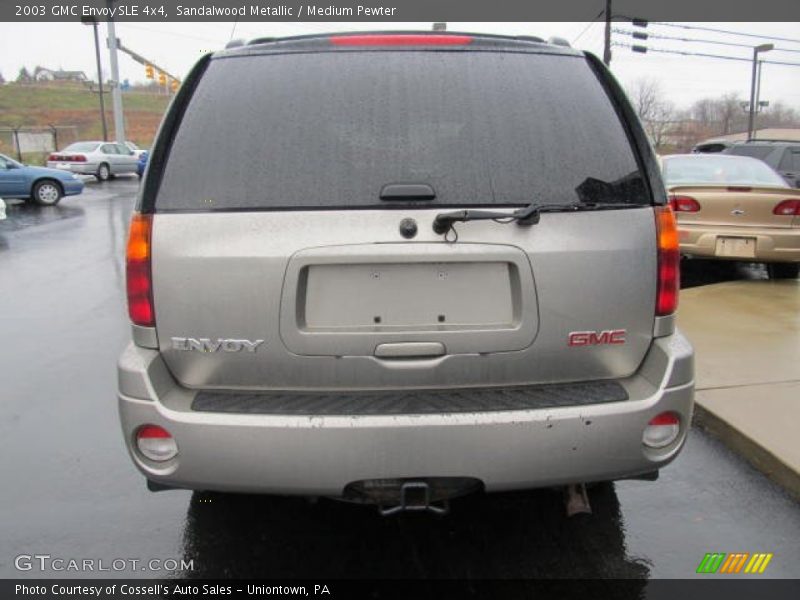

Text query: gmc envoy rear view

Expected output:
[118,32,694,515]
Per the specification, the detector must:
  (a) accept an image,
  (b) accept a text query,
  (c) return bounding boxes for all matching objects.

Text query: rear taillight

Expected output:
[773,199,800,216]
[655,206,680,316]
[643,412,681,448]
[669,195,701,213]
[135,424,177,461]
[48,153,58,161]
[126,213,155,327]
[72,154,87,162]
[330,34,473,46]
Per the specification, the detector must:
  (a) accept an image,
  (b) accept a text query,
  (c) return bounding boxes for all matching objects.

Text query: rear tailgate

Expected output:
[151,207,657,390]
[145,40,661,392]
[670,185,800,228]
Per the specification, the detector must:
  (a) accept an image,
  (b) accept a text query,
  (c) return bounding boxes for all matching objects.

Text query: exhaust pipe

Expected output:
[564,483,592,517]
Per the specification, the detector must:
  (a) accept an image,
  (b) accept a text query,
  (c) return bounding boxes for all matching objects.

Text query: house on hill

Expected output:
[33,67,88,83]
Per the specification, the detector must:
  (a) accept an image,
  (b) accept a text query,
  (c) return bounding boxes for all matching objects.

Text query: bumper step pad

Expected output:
[191,381,628,416]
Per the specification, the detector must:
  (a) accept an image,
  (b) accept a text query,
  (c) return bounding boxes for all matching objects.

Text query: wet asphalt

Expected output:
[0,179,798,581]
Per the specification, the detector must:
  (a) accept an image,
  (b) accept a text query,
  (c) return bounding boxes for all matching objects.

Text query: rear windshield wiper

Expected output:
[432,201,630,235]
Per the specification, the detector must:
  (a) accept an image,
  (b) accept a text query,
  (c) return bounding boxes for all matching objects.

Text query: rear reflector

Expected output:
[126,213,155,327]
[773,199,800,216]
[643,412,681,449]
[669,195,701,213]
[655,206,680,316]
[136,425,177,461]
[330,34,473,46]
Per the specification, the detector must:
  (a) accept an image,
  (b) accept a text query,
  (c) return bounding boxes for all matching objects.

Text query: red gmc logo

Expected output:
[568,330,627,347]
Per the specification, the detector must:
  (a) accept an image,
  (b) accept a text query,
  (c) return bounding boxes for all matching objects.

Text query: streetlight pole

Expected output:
[106,0,126,144]
[747,43,773,141]
[82,18,108,142]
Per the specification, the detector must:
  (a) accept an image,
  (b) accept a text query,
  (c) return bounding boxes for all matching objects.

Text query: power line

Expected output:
[651,22,800,46]
[613,42,800,67]
[613,28,800,55]
[571,11,604,44]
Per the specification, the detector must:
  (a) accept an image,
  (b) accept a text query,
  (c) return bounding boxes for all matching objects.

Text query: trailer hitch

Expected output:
[379,481,450,516]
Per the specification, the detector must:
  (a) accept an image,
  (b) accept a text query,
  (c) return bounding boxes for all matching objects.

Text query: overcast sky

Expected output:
[1,21,799,112]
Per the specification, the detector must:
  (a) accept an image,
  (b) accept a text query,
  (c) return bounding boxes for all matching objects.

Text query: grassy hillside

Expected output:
[0,82,171,159]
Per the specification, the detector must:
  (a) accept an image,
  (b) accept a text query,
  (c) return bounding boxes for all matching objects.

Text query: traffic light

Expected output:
[158,71,166,85]
[170,79,179,92]
[145,64,154,79]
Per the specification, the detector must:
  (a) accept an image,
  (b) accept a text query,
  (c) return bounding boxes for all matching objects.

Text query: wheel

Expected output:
[767,262,800,279]
[96,163,111,181]
[31,180,63,206]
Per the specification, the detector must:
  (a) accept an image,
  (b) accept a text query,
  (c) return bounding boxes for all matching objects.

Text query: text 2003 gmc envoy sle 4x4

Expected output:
[118,32,694,515]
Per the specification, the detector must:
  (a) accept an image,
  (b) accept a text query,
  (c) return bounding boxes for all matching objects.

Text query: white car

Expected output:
[47,141,139,181]
[124,141,149,159]
[0,197,6,220]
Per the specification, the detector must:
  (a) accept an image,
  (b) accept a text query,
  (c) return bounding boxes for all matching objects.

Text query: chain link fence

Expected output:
[0,126,81,165]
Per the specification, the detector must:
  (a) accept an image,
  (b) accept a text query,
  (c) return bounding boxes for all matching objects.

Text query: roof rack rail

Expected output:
[739,138,799,144]
[547,36,571,47]
[515,35,545,43]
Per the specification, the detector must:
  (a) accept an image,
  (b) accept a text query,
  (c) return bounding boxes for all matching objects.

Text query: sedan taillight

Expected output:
[669,195,701,212]
[48,154,59,161]
[773,199,800,216]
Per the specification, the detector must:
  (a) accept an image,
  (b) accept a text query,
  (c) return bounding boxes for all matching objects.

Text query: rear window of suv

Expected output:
[727,145,774,160]
[155,50,648,211]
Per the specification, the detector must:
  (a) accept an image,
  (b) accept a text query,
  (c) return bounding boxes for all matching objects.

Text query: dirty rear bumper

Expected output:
[117,331,694,496]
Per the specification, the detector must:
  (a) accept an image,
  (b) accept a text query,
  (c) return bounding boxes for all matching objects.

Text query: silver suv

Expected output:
[118,32,694,512]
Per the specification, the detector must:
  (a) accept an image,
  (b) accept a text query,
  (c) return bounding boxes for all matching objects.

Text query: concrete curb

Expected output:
[693,404,800,502]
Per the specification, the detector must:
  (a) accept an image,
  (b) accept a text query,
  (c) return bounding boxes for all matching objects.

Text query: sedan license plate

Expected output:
[56,163,71,170]
[715,236,756,258]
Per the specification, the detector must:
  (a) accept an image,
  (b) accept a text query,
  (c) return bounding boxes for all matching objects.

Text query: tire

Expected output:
[96,163,111,182]
[31,180,63,206]
[767,262,800,279]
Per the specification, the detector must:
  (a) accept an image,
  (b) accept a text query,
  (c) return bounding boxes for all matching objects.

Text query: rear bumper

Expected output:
[117,332,694,496]
[679,224,800,263]
[46,162,100,176]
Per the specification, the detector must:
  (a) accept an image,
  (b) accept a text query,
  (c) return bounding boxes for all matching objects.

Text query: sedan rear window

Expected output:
[63,142,100,153]
[156,51,648,211]
[662,155,787,187]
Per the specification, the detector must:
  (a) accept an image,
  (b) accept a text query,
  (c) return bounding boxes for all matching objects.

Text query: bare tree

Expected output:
[628,78,676,149]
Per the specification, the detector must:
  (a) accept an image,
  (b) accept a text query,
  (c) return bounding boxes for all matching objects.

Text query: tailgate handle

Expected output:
[374,342,446,358]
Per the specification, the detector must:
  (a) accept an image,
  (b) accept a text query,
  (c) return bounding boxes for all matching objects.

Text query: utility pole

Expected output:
[106,1,125,144]
[747,44,773,141]
[603,0,612,66]
[82,17,108,141]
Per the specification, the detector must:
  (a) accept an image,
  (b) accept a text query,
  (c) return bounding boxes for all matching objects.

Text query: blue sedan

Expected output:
[137,150,149,178]
[0,153,85,205]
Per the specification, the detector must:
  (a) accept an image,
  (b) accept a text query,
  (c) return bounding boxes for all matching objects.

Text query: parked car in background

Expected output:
[0,153,84,205]
[137,151,149,179]
[118,32,694,513]
[723,140,800,188]
[661,154,800,279]
[124,141,149,159]
[47,141,139,181]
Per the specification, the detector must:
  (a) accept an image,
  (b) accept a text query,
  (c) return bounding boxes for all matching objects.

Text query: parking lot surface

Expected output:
[1,179,798,579]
